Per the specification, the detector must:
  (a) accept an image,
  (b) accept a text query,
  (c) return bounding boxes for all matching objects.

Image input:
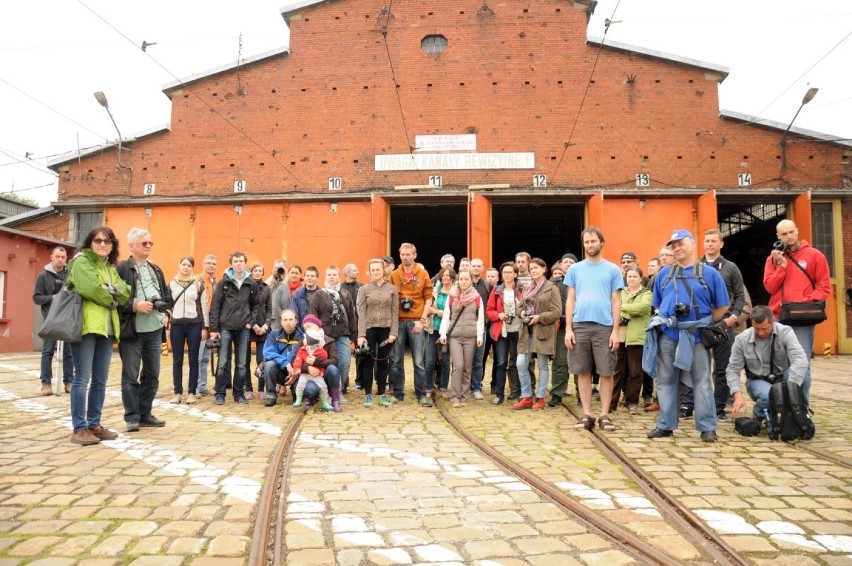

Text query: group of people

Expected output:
[35,217,829,446]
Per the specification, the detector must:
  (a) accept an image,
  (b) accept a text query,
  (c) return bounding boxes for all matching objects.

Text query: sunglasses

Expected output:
[92,238,113,245]
[136,241,154,247]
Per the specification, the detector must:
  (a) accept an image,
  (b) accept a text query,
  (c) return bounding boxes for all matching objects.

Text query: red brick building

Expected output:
[29,0,851,352]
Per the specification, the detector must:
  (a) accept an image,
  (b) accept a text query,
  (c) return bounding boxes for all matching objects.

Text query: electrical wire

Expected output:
[0,149,59,178]
[76,0,308,191]
[550,0,622,185]
[379,1,426,188]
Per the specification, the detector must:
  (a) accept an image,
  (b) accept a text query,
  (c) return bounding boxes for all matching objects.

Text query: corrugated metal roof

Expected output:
[46,124,170,169]
[720,110,852,148]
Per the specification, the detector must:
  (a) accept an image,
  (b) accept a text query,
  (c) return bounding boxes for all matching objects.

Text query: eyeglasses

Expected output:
[620,260,634,264]
[92,238,113,245]
[136,241,154,247]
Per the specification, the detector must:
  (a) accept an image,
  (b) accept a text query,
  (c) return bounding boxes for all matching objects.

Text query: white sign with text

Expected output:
[415,134,476,152]
[375,152,535,171]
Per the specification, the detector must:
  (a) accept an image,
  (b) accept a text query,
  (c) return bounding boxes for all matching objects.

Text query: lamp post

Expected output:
[93,91,124,169]
[780,87,818,177]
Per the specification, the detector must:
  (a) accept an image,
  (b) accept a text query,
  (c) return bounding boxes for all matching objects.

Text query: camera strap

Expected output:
[783,250,817,289]
[446,303,469,338]
[671,264,702,318]
[745,334,777,383]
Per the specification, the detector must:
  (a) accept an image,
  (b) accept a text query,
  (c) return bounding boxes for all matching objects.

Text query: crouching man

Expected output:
[262,309,303,406]
[726,305,809,421]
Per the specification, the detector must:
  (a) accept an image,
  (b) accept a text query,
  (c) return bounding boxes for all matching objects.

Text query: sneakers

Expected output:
[88,425,118,440]
[512,397,534,410]
[259,391,266,400]
[472,390,484,400]
[364,394,373,407]
[701,430,718,443]
[71,429,100,446]
[197,386,211,396]
[235,396,249,404]
[64,382,72,394]
[647,428,673,439]
[186,394,197,405]
[126,420,140,433]
[264,395,277,407]
[140,415,165,427]
[169,394,182,404]
[244,391,254,400]
[213,394,225,405]
[41,385,53,396]
[419,397,433,408]
[532,398,546,410]
[716,411,729,421]
[592,387,600,400]
[679,406,694,419]
[628,404,639,415]
[492,397,504,405]
[377,395,392,407]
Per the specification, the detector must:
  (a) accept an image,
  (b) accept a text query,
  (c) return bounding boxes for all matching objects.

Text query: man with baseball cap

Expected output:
[644,229,730,442]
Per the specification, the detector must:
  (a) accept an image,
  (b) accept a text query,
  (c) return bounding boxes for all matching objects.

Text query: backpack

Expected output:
[767,380,815,441]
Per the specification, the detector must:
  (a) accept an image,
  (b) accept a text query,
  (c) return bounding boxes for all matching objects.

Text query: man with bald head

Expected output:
[763,219,830,405]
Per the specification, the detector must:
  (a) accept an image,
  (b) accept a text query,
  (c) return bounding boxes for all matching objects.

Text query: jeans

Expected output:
[492,332,519,400]
[119,329,163,423]
[263,362,289,399]
[40,338,74,385]
[791,325,814,405]
[655,335,715,432]
[424,332,451,393]
[215,327,250,399]
[198,340,211,390]
[171,321,202,394]
[470,338,486,393]
[334,335,352,393]
[746,370,791,419]
[517,334,551,399]
[70,334,114,431]
[389,320,426,400]
[243,331,266,391]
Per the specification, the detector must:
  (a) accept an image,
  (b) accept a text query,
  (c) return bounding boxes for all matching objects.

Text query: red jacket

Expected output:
[486,284,523,342]
[763,240,831,317]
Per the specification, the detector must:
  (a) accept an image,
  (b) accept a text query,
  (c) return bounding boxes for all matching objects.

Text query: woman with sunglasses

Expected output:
[67,226,131,446]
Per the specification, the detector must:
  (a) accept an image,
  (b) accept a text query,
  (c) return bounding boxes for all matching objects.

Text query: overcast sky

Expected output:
[1,0,849,207]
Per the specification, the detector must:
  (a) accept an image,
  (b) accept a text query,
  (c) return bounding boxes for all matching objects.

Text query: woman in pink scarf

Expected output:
[439,270,485,406]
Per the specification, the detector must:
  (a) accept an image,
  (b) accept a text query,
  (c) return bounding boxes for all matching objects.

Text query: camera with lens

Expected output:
[400,297,413,312]
[276,266,286,275]
[354,344,371,358]
[674,303,691,318]
[773,240,789,253]
[205,338,221,350]
[620,317,629,326]
[150,296,170,313]
[505,315,515,325]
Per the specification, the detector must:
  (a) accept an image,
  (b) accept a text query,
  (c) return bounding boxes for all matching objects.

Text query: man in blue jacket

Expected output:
[262,309,303,406]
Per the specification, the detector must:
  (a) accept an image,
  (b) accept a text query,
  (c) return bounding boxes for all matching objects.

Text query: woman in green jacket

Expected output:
[68,226,131,446]
[612,267,652,414]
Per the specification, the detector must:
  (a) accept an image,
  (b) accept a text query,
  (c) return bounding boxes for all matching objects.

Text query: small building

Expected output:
[0,226,74,353]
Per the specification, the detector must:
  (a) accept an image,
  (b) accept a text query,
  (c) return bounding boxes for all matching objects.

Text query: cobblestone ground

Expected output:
[0,351,849,565]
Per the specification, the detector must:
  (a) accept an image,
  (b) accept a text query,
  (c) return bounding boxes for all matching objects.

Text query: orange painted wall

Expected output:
[598,198,695,265]
[105,202,374,281]
[468,193,492,267]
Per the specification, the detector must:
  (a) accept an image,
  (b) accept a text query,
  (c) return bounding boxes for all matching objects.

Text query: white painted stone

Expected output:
[332,516,369,533]
[497,482,531,491]
[756,521,805,535]
[289,502,326,513]
[390,531,430,546]
[337,531,386,547]
[483,471,504,476]
[457,464,485,471]
[632,509,662,517]
[288,492,310,502]
[695,510,759,535]
[812,535,852,552]
[369,547,413,564]
[556,482,588,491]
[414,544,463,562]
[448,471,483,479]
[570,489,609,500]
[403,456,441,470]
[770,534,825,551]
[480,476,516,484]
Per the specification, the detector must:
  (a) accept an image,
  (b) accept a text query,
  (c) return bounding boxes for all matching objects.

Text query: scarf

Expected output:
[324,282,341,300]
[174,272,195,287]
[453,285,479,312]
[522,277,545,304]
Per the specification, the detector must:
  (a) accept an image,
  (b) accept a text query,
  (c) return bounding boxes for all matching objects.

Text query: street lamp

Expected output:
[93,91,125,169]
[780,87,818,177]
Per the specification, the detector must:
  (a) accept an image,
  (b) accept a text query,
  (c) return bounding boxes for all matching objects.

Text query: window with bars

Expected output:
[421,35,448,54]
[811,203,834,278]
[75,212,103,244]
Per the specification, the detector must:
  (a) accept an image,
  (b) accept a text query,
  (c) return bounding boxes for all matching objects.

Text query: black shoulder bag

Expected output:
[778,255,826,327]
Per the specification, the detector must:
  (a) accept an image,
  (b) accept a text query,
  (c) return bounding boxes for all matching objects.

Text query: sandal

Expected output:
[574,414,595,431]
[598,415,617,432]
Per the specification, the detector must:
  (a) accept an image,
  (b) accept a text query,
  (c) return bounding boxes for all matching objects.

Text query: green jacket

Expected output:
[67,249,131,341]
[620,287,652,346]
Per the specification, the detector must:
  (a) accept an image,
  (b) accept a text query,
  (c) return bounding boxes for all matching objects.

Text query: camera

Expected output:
[153,300,170,313]
[773,240,789,253]
[354,344,371,358]
[276,267,286,275]
[505,315,515,325]
[674,303,691,318]
[205,338,221,350]
[620,317,629,326]
[522,317,533,326]
[400,297,413,312]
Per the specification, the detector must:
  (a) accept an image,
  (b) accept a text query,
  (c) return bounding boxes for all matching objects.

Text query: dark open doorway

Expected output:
[717,202,788,307]
[390,203,467,275]
[491,202,584,271]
